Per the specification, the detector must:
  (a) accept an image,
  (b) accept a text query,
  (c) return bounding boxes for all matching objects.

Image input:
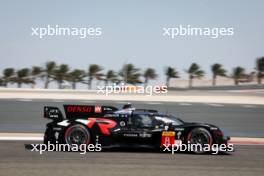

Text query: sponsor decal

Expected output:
[123,133,138,137]
[52,127,62,131]
[174,128,184,131]
[139,133,152,138]
[66,106,93,113]
[95,106,102,113]
[87,118,117,135]
[210,127,218,130]
[45,108,60,119]
[161,131,175,146]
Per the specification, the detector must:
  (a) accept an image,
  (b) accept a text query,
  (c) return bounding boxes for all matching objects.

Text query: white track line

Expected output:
[233,143,264,146]
[0,133,43,141]
[206,103,224,107]
[178,103,192,106]
[242,105,256,108]
[18,99,32,102]
[0,137,42,141]
[115,101,129,104]
[81,100,96,103]
[146,102,162,105]
[53,100,64,102]
[230,137,264,145]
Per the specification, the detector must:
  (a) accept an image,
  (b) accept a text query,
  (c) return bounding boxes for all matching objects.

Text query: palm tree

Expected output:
[87,64,103,89]
[256,57,264,84]
[67,69,86,89]
[53,64,70,89]
[119,63,142,85]
[143,68,157,86]
[31,66,42,88]
[14,68,31,88]
[233,66,245,85]
[187,63,205,88]
[211,63,226,86]
[2,68,15,87]
[0,78,3,87]
[43,61,56,89]
[165,67,179,87]
[105,70,119,86]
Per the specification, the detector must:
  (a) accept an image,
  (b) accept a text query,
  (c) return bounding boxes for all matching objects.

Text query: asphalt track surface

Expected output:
[0,99,263,137]
[0,99,264,176]
[0,141,263,176]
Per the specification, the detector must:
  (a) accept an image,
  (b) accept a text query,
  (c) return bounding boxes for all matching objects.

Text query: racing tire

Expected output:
[187,127,213,154]
[64,124,91,146]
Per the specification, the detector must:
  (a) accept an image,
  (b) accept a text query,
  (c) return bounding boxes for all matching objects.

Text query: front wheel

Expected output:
[187,128,213,154]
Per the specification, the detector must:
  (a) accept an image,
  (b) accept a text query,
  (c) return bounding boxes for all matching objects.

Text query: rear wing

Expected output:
[44,105,118,121]
[44,106,64,121]
[63,105,118,119]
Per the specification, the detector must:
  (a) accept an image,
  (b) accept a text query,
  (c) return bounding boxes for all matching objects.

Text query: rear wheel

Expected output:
[64,124,91,146]
[187,128,213,154]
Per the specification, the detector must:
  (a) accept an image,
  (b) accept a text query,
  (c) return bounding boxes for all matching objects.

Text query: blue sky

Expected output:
[0,0,264,85]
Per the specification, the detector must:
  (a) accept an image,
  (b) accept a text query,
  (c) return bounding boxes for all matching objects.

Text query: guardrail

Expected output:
[169,84,264,91]
[0,87,264,105]
[0,88,97,94]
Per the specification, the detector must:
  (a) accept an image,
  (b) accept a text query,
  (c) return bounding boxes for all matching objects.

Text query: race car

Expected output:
[43,103,231,153]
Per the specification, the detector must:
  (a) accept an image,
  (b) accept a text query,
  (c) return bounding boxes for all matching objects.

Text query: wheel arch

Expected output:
[62,120,95,145]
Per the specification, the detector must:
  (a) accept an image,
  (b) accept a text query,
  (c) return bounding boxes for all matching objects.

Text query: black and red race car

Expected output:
[43,104,231,153]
